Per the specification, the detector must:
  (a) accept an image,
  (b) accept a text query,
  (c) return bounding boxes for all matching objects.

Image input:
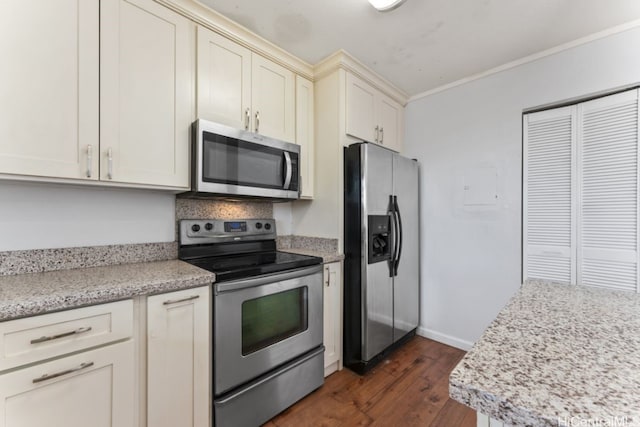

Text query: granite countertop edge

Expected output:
[0,260,215,322]
[279,248,344,264]
[449,377,558,427]
[448,280,640,426]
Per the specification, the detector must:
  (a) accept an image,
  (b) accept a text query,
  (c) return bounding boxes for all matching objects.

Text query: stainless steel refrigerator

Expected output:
[344,142,420,374]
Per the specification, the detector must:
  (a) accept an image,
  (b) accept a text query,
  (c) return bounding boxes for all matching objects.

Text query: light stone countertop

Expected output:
[279,248,344,264]
[450,281,640,427]
[276,235,342,264]
[0,260,215,322]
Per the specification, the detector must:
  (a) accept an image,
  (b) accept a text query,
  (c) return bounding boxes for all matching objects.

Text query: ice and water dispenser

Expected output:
[367,215,391,264]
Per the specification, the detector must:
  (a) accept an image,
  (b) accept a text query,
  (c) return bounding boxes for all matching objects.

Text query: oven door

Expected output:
[194,119,300,200]
[213,265,323,395]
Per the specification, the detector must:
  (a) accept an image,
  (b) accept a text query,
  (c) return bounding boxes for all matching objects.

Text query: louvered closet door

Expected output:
[524,107,576,283]
[578,89,639,292]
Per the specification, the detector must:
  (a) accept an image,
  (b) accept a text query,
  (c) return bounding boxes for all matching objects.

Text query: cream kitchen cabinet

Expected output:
[296,76,315,198]
[323,262,343,376]
[346,72,404,152]
[0,0,192,189]
[0,0,99,181]
[147,286,210,427]
[100,0,193,188]
[0,300,135,427]
[197,26,295,143]
[0,341,135,427]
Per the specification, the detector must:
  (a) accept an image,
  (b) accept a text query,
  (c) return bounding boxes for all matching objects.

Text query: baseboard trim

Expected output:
[416,327,474,351]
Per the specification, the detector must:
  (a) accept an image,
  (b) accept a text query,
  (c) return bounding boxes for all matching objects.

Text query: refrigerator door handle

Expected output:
[394,195,403,276]
[388,195,399,277]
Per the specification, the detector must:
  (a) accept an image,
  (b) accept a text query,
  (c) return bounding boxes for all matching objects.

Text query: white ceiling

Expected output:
[198,0,640,96]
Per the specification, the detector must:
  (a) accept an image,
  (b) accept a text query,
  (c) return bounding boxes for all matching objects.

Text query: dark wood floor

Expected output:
[265,336,475,427]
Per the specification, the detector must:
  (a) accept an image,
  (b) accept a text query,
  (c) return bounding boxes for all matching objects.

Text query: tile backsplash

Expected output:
[0,242,177,276]
[175,198,273,220]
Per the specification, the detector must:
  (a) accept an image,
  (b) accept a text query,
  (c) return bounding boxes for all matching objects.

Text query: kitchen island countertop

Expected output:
[0,260,215,321]
[450,280,640,426]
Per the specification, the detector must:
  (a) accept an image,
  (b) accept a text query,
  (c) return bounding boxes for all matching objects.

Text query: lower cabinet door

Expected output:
[147,286,210,427]
[0,340,134,427]
[323,262,342,376]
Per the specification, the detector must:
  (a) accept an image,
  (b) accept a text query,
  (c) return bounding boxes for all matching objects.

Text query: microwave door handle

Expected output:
[283,152,292,190]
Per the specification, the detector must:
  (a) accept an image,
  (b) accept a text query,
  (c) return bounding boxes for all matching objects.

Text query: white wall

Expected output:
[405,26,640,349]
[273,202,293,235]
[0,181,175,251]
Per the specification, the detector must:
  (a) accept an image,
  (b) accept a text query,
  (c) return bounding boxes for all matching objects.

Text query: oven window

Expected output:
[241,287,308,356]
[202,132,289,190]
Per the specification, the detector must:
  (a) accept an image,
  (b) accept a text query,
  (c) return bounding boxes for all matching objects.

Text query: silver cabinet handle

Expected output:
[380,127,384,144]
[245,108,250,130]
[107,148,113,180]
[163,295,200,305]
[86,145,93,178]
[30,326,93,345]
[325,266,330,287]
[255,111,260,133]
[33,362,94,384]
[375,125,379,143]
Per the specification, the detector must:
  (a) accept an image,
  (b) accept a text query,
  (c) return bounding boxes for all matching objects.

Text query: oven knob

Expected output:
[205,223,213,231]
[264,223,271,230]
[191,224,201,232]
[255,222,263,229]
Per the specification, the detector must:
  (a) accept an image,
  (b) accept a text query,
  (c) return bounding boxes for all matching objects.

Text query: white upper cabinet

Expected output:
[0,0,193,189]
[346,73,377,144]
[296,76,315,199]
[101,0,193,188]
[196,26,295,143]
[197,27,251,131]
[252,55,295,142]
[346,72,404,152]
[378,94,404,152]
[0,0,99,180]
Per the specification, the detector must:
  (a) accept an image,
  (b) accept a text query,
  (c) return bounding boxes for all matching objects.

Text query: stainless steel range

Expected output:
[178,218,324,427]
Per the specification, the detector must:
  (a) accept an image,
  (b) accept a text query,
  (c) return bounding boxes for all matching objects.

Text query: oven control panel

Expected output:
[180,219,276,245]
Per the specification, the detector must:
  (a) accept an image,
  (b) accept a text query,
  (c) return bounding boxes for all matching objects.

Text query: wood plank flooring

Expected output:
[265,336,475,427]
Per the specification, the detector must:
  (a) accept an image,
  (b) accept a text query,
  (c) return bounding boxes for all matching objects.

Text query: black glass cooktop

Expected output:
[184,251,323,282]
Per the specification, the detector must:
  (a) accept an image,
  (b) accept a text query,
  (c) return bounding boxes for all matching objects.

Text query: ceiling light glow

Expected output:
[368,0,407,12]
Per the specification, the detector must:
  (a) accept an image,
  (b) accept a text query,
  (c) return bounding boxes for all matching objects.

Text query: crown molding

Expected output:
[155,0,314,80]
[314,50,409,106]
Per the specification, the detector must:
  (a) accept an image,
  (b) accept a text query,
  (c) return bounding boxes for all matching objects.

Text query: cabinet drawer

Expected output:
[0,300,133,372]
[0,340,134,427]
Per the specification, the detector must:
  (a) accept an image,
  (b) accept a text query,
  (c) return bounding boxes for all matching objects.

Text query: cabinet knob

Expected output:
[245,108,250,130]
[380,127,384,144]
[375,125,379,143]
[255,111,260,133]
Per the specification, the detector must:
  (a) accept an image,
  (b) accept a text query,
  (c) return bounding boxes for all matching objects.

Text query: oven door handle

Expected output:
[283,152,292,190]
[215,265,322,294]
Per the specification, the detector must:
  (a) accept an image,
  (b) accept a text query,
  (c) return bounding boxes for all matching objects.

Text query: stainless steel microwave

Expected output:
[184,119,300,200]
